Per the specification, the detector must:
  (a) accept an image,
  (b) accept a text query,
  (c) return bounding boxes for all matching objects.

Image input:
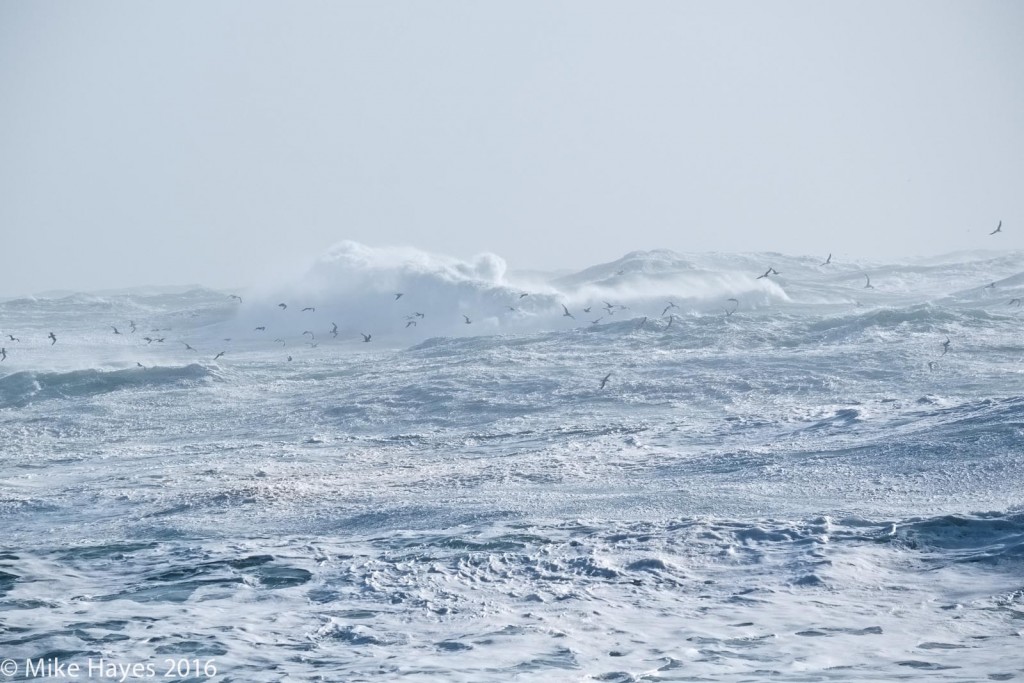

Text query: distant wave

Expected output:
[213,242,1024,344]
[0,364,214,409]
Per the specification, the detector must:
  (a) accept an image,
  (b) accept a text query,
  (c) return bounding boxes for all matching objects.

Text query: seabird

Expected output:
[111,326,121,335]
[984,282,996,290]
[254,326,266,331]
[636,316,647,330]
[821,253,832,266]
[725,298,739,316]
[229,295,242,303]
[562,304,575,320]
[666,315,675,328]
[756,268,772,280]
[583,306,592,313]
[519,293,529,299]
[414,312,425,318]
[1009,298,1022,307]
[274,338,286,346]
[864,274,874,289]
[155,338,165,343]
[129,321,136,333]
[308,342,319,348]
[302,307,316,312]
[507,306,518,312]
[599,372,612,390]
[406,320,417,328]
[394,293,404,300]
[591,318,603,325]
[48,332,57,345]
[770,267,780,275]
[287,355,292,361]
[361,333,372,342]
[182,342,196,351]
[602,301,615,312]
[302,330,315,338]
[928,361,937,371]
[214,351,225,360]
[278,303,287,309]
[463,315,472,324]
[6,334,18,342]
[136,362,144,368]
[144,337,155,344]
[990,220,1003,235]
[941,337,951,356]
[330,323,338,337]
[0,347,5,361]
[662,301,679,316]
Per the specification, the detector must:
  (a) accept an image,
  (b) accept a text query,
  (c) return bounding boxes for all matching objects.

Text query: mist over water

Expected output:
[2,243,1024,681]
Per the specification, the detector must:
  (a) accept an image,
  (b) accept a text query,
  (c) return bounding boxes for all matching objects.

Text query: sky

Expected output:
[1,0,1022,295]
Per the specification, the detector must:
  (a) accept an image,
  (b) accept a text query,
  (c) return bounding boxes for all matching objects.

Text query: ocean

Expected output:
[1,242,1022,681]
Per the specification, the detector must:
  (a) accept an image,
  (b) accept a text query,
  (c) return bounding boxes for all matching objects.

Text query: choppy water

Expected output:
[2,245,1023,681]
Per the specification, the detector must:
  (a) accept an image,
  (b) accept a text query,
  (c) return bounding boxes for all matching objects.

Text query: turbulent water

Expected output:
[2,243,1023,682]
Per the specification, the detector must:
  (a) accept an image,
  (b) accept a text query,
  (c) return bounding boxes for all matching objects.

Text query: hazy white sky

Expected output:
[1,1,1022,295]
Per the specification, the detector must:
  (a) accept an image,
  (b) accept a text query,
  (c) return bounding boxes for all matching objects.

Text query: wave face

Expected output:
[2,243,1024,681]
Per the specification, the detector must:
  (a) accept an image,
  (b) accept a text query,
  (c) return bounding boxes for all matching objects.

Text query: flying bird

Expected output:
[583,306,592,313]
[984,282,996,290]
[928,361,937,371]
[756,268,772,280]
[330,323,338,337]
[302,330,315,338]
[770,268,780,275]
[361,333,372,342]
[562,304,575,320]
[274,338,286,346]
[662,301,679,316]
[308,342,319,348]
[302,307,315,312]
[48,332,57,345]
[182,342,196,351]
[821,253,832,266]
[136,362,144,368]
[6,334,19,342]
[1009,298,1022,307]
[519,293,529,299]
[229,294,242,303]
[636,316,647,330]
[941,337,951,356]
[214,351,225,360]
[990,220,1002,235]
[278,303,287,309]
[144,337,155,344]
[406,320,417,328]
[287,355,292,362]
[111,326,121,335]
[394,293,404,300]
[725,298,739,317]
[254,326,266,331]
[599,372,612,390]
[666,315,675,328]
[864,274,874,289]
[591,318,603,325]
[129,321,136,333]
[0,347,5,361]
[463,315,472,324]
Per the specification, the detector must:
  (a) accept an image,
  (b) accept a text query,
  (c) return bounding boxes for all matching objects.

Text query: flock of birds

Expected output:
[0,222,1013,390]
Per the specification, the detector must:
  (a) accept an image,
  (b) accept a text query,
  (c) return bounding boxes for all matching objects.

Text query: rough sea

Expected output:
[2,242,1023,682]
